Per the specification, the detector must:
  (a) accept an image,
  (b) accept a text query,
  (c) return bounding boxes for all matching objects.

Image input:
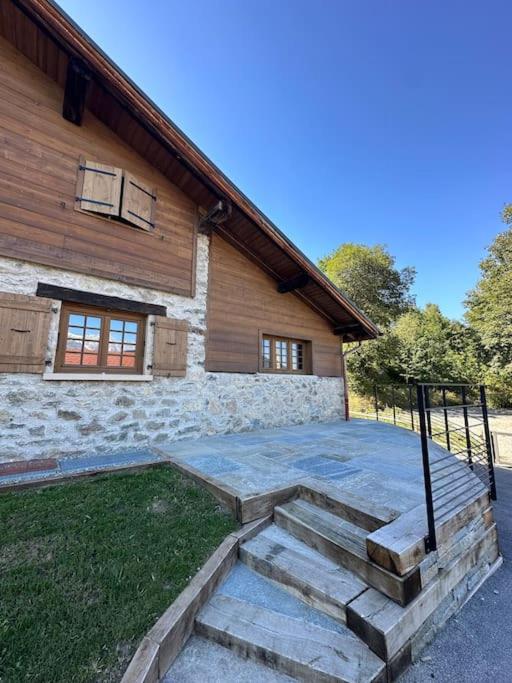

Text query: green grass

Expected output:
[0,466,237,683]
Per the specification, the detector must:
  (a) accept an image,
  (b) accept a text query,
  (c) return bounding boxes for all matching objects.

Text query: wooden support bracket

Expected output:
[277,272,309,294]
[62,57,92,125]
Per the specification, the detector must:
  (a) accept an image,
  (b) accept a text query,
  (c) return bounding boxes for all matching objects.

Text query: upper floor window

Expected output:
[75,158,156,232]
[261,334,310,374]
[55,303,145,374]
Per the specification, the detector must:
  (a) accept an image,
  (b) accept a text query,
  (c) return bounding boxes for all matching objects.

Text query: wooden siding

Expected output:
[0,36,197,296]
[206,234,342,377]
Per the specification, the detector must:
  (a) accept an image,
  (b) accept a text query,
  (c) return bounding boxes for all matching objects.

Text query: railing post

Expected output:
[425,385,432,438]
[442,387,451,451]
[461,386,473,470]
[392,386,396,425]
[408,383,415,432]
[374,385,379,421]
[480,385,497,500]
[416,384,437,552]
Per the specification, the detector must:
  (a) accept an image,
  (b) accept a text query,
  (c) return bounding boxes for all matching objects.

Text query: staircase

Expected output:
[165,484,498,682]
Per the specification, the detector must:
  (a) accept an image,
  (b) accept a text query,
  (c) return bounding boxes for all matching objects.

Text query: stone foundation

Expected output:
[0,243,344,463]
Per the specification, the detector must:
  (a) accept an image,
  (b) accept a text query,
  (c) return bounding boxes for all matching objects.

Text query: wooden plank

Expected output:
[238,484,299,523]
[120,637,158,683]
[346,524,499,661]
[299,481,399,532]
[35,283,166,316]
[205,234,343,377]
[240,524,368,621]
[196,594,387,683]
[275,499,422,606]
[366,490,491,577]
[0,36,197,296]
[145,535,239,678]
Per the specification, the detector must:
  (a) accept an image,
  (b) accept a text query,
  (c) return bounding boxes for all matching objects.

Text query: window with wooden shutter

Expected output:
[54,303,146,374]
[0,292,52,373]
[153,317,188,377]
[75,158,122,216]
[120,171,156,231]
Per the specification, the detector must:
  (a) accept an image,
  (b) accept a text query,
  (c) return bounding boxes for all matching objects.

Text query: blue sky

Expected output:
[58,0,512,320]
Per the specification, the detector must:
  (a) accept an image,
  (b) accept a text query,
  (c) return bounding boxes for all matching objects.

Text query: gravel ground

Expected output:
[400,465,512,683]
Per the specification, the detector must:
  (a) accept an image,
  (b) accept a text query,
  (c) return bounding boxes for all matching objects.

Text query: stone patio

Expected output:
[157,419,458,518]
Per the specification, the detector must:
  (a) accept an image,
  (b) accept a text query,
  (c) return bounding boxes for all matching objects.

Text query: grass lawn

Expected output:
[0,465,237,683]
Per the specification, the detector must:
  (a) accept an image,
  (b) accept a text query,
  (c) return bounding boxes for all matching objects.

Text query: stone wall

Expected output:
[0,238,344,462]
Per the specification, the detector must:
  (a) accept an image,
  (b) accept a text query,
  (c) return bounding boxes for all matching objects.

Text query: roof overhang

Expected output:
[3,0,380,342]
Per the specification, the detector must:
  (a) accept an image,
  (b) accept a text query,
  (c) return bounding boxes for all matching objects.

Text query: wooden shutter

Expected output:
[76,158,122,216]
[0,293,52,373]
[120,171,156,231]
[153,317,188,377]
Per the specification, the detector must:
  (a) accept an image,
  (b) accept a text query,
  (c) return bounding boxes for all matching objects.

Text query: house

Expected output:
[0,0,379,464]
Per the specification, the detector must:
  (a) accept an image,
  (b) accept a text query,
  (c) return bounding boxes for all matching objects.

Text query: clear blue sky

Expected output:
[58,0,512,320]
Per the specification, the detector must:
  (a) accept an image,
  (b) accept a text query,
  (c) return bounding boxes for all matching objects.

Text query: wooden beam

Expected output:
[277,273,310,294]
[333,322,362,336]
[62,57,91,125]
[36,283,167,317]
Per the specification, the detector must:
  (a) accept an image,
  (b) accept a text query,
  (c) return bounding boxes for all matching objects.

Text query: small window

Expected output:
[76,158,156,231]
[55,303,145,374]
[261,335,310,374]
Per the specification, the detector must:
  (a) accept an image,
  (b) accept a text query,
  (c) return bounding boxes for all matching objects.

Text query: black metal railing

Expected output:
[416,383,496,552]
[352,382,497,552]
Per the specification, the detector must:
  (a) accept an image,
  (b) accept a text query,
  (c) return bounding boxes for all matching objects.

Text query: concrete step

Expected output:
[240,523,368,621]
[196,593,386,682]
[163,635,296,682]
[275,499,422,606]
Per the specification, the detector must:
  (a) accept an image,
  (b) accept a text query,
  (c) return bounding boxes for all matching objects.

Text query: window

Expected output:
[55,304,145,374]
[75,159,156,232]
[260,335,310,374]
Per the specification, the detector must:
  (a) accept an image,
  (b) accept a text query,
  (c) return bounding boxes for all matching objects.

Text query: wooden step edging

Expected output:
[121,515,272,683]
[366,490,490,577]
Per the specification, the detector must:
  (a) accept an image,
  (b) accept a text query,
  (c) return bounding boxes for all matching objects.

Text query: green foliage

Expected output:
[318,243,416,327]
[347,304,482,396]
[501,203,512,224]
[465,221,512,407]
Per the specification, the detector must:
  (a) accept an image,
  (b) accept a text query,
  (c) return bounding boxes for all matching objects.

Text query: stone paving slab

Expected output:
[160,419,439,515]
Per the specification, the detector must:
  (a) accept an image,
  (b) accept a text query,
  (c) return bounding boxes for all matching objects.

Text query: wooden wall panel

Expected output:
[206,234,342,377]
[0,36,197,296]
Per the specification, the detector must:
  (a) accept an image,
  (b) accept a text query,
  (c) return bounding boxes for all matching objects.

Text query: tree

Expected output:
[465,218,512,406]
[395,304,482,384]
[318,243,416,327]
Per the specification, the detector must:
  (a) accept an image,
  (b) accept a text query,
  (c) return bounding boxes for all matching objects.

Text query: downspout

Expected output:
[341,341,362,421]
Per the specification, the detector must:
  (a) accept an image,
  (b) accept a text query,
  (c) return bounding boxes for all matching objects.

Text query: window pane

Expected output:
[109,331,123,343]
[109,342,122,353]
[69,314,85,327]
[110,320,124,332]
[276,340,288,369]
[107,354,122,366]
[66,338,82,352]
[86,316,101,329]
[124,332,137,344]
[262,338,271,369]
[85,328,100,341]
[82,353,98,366]
[83,341,99,353]
[122,355,136,367]
[68,326,84,339]
[125,322,138,333]
[64,352,81,365]
[122,344,136,354]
